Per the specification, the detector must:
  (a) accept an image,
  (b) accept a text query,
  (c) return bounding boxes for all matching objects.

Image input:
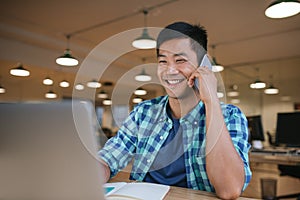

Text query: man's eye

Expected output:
[176,59,187,64]
[158,60,167,64]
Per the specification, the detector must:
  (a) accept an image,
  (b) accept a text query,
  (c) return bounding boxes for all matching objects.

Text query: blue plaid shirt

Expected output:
[98,95,252,192]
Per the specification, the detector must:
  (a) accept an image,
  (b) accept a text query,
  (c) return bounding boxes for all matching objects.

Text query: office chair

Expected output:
[276,165,300,200]
[266,132,300,200]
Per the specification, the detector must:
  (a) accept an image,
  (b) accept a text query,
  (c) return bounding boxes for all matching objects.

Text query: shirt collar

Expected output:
[160,96,206,125]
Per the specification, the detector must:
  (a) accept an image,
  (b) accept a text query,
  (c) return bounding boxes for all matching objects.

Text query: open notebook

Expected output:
[0,100,106,200]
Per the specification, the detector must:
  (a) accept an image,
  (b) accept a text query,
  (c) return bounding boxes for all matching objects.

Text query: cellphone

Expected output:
[194,54,212,91]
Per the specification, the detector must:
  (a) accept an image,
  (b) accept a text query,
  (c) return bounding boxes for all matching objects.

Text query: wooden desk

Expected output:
[250,152,300,166]
[109,171,257,200]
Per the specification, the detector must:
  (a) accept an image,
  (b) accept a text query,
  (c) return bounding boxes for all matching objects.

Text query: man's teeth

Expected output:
[167,79,181,84]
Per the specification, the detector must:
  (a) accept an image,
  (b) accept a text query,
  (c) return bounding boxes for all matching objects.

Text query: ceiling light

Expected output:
[211,45,224,72]
[43,77,53,85]
[211,62,224,72]
[134,88,147,95]
[87,80,101,88]
[135,68,152,82]
[97,90,108,99]
[250,79,266,89]
[132,10,156,49]
[56,35,79,66]
[217,92,224,98]
[75,83,85,90]
[230,99,240,104]
[227,84,239,97]
[227,91,239,97]
[250,68,266,89]
[10,64,30,77]
[0,85,6,94]
[45,90,57,99]
[103,99,112,106]
[59,80,70,88]
[264,85,279,94]
[133,97,143,104]
[265,0,300,18]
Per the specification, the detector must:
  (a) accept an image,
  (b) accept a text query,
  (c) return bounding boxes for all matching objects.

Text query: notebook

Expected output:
[0,99,106,200]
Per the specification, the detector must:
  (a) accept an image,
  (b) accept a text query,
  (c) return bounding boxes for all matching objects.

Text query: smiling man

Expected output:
[98,21,252,199]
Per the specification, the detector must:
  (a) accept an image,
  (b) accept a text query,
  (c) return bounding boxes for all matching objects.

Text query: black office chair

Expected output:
[266,132,300,200]
[276,165,300,200]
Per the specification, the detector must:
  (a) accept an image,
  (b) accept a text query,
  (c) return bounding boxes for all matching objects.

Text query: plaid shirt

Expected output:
[98,95,252,192]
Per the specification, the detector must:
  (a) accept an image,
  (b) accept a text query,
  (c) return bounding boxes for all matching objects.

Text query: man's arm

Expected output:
[205,99,245,199]
[190,66,246,199]
[99,158,111,183]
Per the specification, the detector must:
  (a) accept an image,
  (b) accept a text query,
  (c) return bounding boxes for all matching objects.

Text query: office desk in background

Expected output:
[242,149,300,199]
[250,150,300,166]
[109,171,257,200]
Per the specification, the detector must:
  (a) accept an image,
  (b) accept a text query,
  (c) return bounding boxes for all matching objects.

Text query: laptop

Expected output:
[0,100,106,200]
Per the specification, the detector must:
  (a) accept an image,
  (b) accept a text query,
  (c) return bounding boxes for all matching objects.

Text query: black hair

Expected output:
[156,21,208,65]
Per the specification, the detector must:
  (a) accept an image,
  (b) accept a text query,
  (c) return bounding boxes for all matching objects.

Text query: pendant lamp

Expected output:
[265,0,300,18]
[250,79,266,89]
[75,83,85,91]
[43,77,53,85]
[264,75,279,94]
[132,10,156,49]
[56,35,79,66]
[0,84,5,94]
[135,68,152,82]
[87,79,101,88]
[264,84,279,94]
[45,90,57,99]
[10,63,30,77]
[134,87,147,95]
[97,90,108,99]
[250,68,266,89]
[211,45,224,72]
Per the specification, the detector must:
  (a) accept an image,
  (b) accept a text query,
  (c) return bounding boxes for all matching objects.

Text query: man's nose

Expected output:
[166,62,179,74]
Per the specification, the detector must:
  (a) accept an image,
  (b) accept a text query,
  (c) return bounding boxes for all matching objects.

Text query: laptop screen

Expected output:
[0,100,106,200]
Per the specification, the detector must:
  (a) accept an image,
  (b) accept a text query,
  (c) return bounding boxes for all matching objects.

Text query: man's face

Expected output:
[157,38,198,99]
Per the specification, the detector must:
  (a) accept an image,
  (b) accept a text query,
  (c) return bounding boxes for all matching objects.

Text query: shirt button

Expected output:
[194,121,198,125]
[159,118,163,122]
[160,136,164,140]
[147,159,151,163]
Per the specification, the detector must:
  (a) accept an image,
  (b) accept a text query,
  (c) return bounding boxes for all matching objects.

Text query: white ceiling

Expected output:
[0,0,299,104]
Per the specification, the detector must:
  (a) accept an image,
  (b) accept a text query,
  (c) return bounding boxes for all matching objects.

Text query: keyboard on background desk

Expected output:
[250,148,299,155]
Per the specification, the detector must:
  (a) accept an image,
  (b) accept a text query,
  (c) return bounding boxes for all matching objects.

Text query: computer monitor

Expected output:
[246,115,265,142]
[275,112,300,147]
